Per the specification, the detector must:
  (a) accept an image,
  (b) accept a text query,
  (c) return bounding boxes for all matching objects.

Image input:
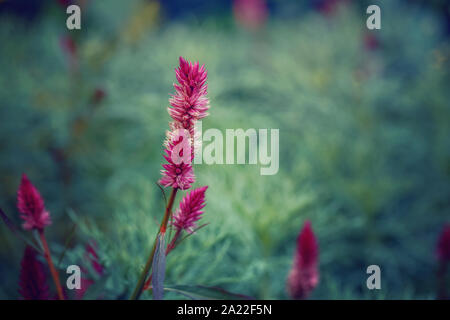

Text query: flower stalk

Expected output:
[38,229,64,300]
[131,57,210,300]
[130,187,178,300]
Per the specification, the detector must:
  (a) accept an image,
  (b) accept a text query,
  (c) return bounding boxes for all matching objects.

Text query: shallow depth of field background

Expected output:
[0,0,449,299]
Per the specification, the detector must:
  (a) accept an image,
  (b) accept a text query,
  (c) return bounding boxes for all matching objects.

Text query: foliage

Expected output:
[0,0,449,299]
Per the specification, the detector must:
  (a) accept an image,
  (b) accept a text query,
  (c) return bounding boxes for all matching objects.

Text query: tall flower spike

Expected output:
[159,128,195,190]
[172,186,208,234]
[287,221,319,300]
[18,246,50,300]
[17,174,51,230]
[168,56,210,134]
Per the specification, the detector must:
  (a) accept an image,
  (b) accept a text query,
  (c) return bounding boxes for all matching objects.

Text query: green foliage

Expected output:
[0,0,449,299]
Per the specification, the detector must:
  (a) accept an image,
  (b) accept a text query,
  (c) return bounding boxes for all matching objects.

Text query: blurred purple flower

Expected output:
[18,246,50,300]
[91,88,106,105]
[17,174,51,231]
[437,224,450,264]
[287,221,319,299]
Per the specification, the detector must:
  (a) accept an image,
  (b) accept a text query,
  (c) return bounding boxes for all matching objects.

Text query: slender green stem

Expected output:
[39,229,65,300]
[130,188,178,300]
[166,229,181,254]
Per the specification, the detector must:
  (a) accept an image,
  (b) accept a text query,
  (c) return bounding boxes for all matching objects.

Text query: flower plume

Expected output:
[287,221,319,299]
[159,128,195,190]
[17,174,51,230]
[18,246,50,300]
[160,57,210,190]
[172,186,208,233]
[169,56,209,133]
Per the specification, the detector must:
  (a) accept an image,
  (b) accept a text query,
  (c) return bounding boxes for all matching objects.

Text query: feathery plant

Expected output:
[0,0,449,300]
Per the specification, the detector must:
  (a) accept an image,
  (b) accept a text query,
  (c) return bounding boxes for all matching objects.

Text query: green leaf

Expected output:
[164,285,254,300]
[152,232,166,300]
[57,223,77,268]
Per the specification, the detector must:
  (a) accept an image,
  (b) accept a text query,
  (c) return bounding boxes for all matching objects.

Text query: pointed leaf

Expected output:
[151,232,166,300]
[0,208,42,253]
[57,223,77,267]
[164,285,254,300]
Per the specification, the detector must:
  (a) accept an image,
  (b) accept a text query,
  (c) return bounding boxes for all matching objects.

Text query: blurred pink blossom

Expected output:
[287,221,319,299]
[17,174,51,231]
[233,0,268,31]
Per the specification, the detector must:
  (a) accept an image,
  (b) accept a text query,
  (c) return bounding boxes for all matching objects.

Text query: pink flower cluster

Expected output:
[159,126,195,190]
[287,221,319,299]
[17,174,51,230]
[172,186,208,234]
[159,57,210,190]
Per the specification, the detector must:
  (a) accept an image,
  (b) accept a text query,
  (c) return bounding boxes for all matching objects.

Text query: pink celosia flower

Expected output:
[18,246,50,300]
[287,221,319,299]
[437,224,450,264]
[17,174,51,231]
[160,57,210,190]
[159,128,195,190]
[168,57,210,134]
[76,242,104,300]
[172,186,208,233]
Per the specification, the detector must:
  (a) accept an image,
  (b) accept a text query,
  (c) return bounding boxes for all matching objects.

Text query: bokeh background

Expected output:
[0,0,449,299]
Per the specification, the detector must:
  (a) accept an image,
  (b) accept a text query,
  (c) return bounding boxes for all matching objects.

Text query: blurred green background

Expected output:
[0,0,449,299]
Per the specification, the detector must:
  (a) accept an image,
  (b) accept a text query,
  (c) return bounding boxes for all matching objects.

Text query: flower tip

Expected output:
[179,56,187,66]
[20,173,29,183]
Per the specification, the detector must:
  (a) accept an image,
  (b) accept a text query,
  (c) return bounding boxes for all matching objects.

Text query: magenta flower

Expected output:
[168,57,209,134]
[160,57,211,190]
[18,246,50,300]
[159,128,195,190]
[172,186,208,233]
[287,221,319,299]
[17,174,51,231]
